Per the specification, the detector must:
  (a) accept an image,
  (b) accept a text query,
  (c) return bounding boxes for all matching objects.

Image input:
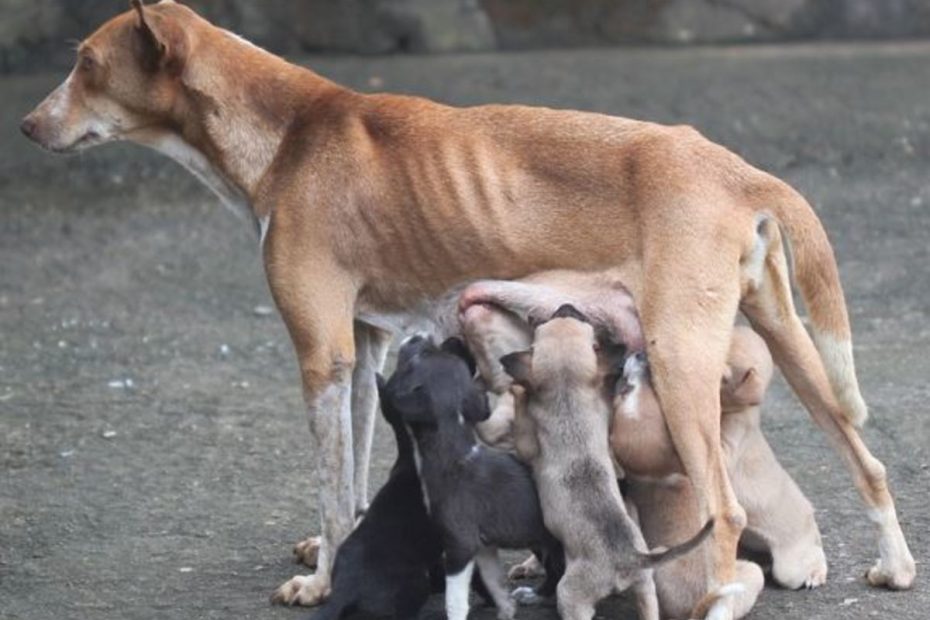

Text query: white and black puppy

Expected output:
[381,335,564,620]
[307,376,445,620]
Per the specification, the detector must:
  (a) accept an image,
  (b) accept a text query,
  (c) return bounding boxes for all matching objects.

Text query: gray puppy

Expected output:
[502,305,713,620]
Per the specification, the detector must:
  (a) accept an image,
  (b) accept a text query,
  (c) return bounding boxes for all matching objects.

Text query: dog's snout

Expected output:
[20,116,38,140]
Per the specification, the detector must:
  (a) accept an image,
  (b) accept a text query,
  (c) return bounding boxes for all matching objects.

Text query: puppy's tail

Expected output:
[635,518,714,569]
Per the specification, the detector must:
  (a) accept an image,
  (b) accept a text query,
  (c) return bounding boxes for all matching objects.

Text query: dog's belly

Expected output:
[355,284,467,339]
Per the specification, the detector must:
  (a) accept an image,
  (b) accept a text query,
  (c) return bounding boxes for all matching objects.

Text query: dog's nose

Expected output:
[20,116,38,139]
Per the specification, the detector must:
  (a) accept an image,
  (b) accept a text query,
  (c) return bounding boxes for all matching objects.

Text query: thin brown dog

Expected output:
[21,0,915,609]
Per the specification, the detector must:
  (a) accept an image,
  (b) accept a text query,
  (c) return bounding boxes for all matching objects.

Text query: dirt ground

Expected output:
[1,43,928,620]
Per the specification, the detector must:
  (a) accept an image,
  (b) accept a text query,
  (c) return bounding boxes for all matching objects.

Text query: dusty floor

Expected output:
[1,43,928,620]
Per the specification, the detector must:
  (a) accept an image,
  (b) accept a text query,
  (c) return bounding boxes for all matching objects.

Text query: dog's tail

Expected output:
[755,182,868,427]
[635,518,714,569]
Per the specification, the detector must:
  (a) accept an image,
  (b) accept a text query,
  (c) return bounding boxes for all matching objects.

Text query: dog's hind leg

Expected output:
[741,220,915,589]
[637,223,747,618]
[475,547,517,620]
[351,322,392,515]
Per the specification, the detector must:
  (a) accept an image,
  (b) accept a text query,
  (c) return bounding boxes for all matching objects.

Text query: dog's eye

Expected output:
[79,55,96,71]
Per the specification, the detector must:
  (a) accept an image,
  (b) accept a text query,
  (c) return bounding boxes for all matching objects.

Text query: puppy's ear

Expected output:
[440,336,477,376]
[462,387,491,423]
[500,350,533,388]
[721,366,763,408]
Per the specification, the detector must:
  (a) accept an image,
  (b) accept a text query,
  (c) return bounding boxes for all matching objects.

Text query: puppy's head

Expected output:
[720,326,774,412]
[501,304,609,394]
[383,336,489,429]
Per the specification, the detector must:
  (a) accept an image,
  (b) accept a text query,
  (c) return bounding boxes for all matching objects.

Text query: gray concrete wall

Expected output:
[2,0,929,73]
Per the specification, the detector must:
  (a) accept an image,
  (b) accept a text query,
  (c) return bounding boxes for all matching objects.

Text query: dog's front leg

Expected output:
[350,321,391,514]
[266,253,359,606]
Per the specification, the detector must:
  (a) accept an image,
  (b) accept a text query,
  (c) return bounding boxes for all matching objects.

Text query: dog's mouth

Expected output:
[50,130,106,154]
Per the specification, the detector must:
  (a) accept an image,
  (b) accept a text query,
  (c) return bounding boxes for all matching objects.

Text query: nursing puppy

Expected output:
[381,335,563,620]
[502,305,713,620]
[308,376,444,620]
[614,327,827,619]
[460,269,639,450]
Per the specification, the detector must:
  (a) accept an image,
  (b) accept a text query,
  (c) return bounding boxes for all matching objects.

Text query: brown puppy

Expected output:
[21,1,913,605]
[615,327,827,619]
[502,305,714,620]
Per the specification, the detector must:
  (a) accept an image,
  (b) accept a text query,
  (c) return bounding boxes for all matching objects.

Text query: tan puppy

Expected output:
[502,305,714,620]
[615,327,827,619]
[21,1,914,605]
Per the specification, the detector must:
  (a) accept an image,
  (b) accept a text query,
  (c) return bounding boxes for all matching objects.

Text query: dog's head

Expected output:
[21,1,198,153]
[383,335,490,429]
[501,304,625,394]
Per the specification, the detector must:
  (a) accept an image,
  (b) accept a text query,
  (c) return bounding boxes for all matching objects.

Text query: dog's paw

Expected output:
[507,554,544,580]
[511,586,544,606]
[270,574,331,606]
[293,536,322,568]
[866,557,916,590]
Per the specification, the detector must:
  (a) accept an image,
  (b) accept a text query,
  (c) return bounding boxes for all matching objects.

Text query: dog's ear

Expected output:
[461,387,491,423]
[440,337,477,376]
[500,350,533,388]
[131,0,186,75]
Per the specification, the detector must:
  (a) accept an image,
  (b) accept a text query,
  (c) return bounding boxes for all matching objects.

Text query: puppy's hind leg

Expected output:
[475,547,517,620]
[556,562,601,620]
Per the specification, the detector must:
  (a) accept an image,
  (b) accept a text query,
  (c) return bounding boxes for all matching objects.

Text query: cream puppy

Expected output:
[614,326,827,620]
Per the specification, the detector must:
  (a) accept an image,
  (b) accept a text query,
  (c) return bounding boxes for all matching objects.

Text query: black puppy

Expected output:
[309,375,444,620]
[381,335,564,620]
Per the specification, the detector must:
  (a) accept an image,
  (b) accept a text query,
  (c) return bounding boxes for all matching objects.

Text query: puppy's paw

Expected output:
[507,554,544,580]
[803,559,828,589]
[270,574,331,606]
[866,557,916,590]
[495,599,516,620]
[293,536,321,568]
[511,586,544,606]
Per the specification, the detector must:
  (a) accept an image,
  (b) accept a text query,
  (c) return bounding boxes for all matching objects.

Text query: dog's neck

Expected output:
[132,28,345,224]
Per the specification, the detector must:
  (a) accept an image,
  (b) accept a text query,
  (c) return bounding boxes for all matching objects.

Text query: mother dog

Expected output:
[21,0,914,611]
